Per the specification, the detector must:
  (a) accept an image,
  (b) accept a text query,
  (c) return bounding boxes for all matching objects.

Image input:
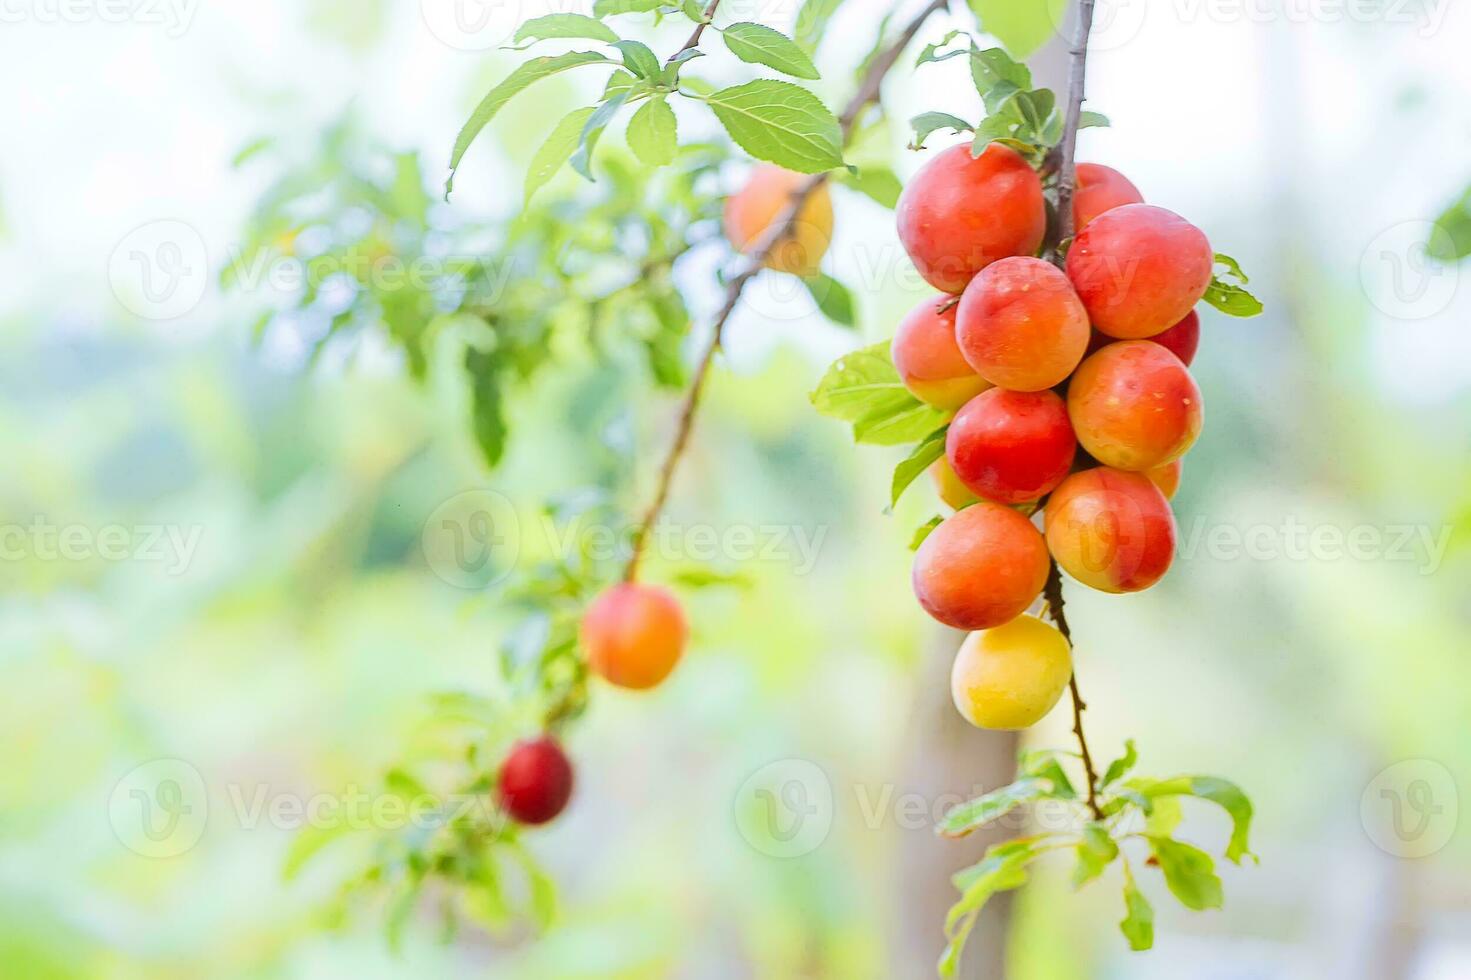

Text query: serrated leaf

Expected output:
[839,165,903,208]
[722,22,820,79]
[937,776,1053,838]
[1120,864,1155,950]
[514,13,619,44]
[1215,252,1249,283]
[1013,88,1055,136]
[1073,823,1119,887]
[627,98,678,166]
[811,342,948,446]
[570,90,631,179]
[910,515,943,550]
[802,272,856,326]
[613,39,661,78]
[447,51,611,198]
[1147,836,1224,911]
[910,111,974,150]
[525,106,597,203]
[1101,739,1138,787]
[1115,775,1255,864]
[969,46,1031,109]
[703,80,844,174]
[891,426,948,507]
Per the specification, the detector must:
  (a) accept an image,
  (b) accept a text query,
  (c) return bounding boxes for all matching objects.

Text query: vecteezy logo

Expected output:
[733,758,834,858]
[108,220,210,320]
[1359,220,1459,320]
[1360,759,1458,858]
[421,489,522,589]
[108,759,209,858]
[420,0,524,51]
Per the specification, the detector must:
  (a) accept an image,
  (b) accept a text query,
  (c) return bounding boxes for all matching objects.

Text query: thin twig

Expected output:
[670,0,723,62]
[1046,0,1103,821]
[622,0,951,581]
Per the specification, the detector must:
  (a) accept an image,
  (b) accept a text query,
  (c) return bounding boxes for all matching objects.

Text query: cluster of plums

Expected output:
[497,582,689,826]
[892,143,1212,732]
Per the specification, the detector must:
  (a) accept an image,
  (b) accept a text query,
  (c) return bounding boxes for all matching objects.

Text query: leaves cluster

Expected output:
[936,743,1257,976]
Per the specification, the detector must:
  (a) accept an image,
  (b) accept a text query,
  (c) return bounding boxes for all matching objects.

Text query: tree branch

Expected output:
[1046,0,1103,821]
[670,0,724,63]
[623,0,951,581]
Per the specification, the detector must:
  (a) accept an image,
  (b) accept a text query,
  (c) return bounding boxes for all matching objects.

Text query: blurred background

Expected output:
[1,0,1469,977]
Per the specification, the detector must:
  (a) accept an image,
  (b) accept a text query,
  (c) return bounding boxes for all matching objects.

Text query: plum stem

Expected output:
[622,0,952,583]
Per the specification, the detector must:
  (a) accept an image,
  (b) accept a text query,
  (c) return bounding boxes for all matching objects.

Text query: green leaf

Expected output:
[570,90,631,179]
[525,106,597,203]
[1120,864,1155,950]
[838,165,903,208]
[1073,823,1119,887]
[969,46,1031,110]
[810,341,949,446]
[627,98,678,166]
[1117,775,1256,864]
[703,80,844,174]
[1145,795,1184,838]
[594,0,665,14]
[794,0,847,53]
[722,22,820,79]
[891,427,948,508]
[612,39,661,77]
[1013,88,1055,137]
[466,347,508,467]
[937,776,1053,838]
[1080,110,1110,129]
[967,0,1066,56]
[671,565,756,590]
[1017,749,1076,799]
[1215,251,1250,282]
[910,111,974,150]
[514,13,620,44]
[1101,739,1138,787]
[802,272,856,326]
[447,51,611,198]
[1429,184,1471,261]
[941,839,1040,977]
[916,29,967,65]
[1147,836,1224,911]
[1203,279,1264,317]
[910,515,943,550]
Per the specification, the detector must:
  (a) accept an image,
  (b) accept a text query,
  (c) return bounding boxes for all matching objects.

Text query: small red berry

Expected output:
[497,737,573,826]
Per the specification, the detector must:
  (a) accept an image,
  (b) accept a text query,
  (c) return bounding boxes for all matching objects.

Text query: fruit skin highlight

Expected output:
[723,164,834,277]
[1067,340,1203,472]
[1067,203,1213,339]
[1074,163,1144,230]
[912,502,1050,630]
[1044,467,1177,594]
[956,256,1091,392]
[891,297,992,410]
[946,388,1076,505]
[580,583,689,690]
[498,737,574,825]
[950,615,1073,730]
[896,143,1047,294]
